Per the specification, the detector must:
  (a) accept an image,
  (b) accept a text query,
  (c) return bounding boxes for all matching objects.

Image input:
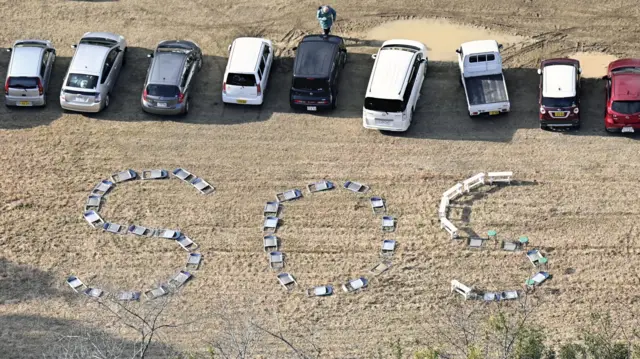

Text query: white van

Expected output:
[363,39,427,132]
[222,37,273,105]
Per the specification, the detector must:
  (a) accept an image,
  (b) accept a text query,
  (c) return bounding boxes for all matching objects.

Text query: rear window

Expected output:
[146,84,179,97]
[542,97,576,108]
[66,73,98,89]
[226,73,256,87]
[364,97,405,112]
[8,77,38,88]
[292,77,328,91]
[612,101,640,114]
[611,67,640,75]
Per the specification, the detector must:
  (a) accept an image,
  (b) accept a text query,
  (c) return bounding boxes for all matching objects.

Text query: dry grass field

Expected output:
[2,0,640,357]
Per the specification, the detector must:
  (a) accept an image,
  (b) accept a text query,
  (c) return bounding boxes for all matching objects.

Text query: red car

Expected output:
[538,58,581,130]
[603,58,640,133]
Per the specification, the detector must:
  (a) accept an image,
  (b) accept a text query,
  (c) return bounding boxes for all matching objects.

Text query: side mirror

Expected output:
[537,69,542,75]
[147,53,153,58]
[498,43,503,50]
[71,44,77,49]
[371,54,377,60]
[455,48,461,54]
[292,46,297,51]
[227,44,231,53]
[5,48,11,53]
[578,67,582,74]
[601,75,609,80]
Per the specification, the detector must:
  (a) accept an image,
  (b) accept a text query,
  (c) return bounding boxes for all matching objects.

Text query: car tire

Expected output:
[42,95,47,107]
[122,47,127,66]
[183,99,190,115]
[331,94,337,110]
[104,94,110,109]
[540,124,548,131]
[343,52,347,68]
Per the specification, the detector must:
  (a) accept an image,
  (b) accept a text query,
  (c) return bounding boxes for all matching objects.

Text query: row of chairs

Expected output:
[262,180,398,296]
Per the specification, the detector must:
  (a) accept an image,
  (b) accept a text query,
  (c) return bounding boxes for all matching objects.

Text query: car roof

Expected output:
[608,58,640,73]
[381,39,426,52]
[301,34,343,44]
[542,64,576,98]
[227,37,269,73]
[367,44,417,100]
[612,73,640,101]
[461,40,499,55]
[9,46,44,77]
[541,57,579,67]
[82,32,124,43]
[149,52,187,85]
[293,39,339,77]
[69,44,111,76]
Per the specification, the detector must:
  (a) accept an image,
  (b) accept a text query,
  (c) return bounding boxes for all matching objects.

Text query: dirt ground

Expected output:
[2,0,640,358]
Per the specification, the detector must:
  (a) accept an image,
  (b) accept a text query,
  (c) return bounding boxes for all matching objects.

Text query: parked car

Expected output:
[4,40,56,107]
[603,58,640,133]
[456,40,510,117]
[222,37,273,106]
[362,39,427,132]
[141,40,202,115]
[538,58,582,130]
[60,32,127,113]
[289,35,347,111]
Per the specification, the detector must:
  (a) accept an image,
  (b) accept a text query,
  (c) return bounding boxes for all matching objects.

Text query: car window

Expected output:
[9,77,39,89]
[107,49,118,65]
[40,51,49,77]
[477,54,486,62]
[67,73,98,89]
[257,68,262,81]
[146,84,180,97]
[259,58,266,74]
[487,54,495,61]
[402,66,418,107]
[606,79,612,99]
[469,56,477,63]
[612,101,640,114]
[292,77,328,92]
[226,73,256,87]
[100,49,118,84]
[262,45,270,61]
[180,62,193,88]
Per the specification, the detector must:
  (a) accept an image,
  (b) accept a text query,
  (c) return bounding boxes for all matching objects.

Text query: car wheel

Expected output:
[331,94,337,110]
[104,94,110,109]
[42,95,47,107]
[184,99,190,115]
[540,124,548,131]
[122,47,127,66]
[198,59,202,71]
[343,52,347,68]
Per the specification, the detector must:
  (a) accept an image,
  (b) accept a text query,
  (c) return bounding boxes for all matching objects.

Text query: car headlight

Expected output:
[573,107,579,114]
[539,106,546,114]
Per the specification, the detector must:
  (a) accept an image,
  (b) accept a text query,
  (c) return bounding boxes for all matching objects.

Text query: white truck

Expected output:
[456,40,510,117]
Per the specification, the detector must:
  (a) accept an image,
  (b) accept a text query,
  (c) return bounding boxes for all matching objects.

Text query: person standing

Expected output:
[317,5,337,36]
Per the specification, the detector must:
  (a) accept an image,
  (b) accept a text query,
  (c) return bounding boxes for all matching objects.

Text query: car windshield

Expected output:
[146,84,180,97]
[542,97,575,108]
[612,101,640,114]
[79,37,117,47]
[611,67,640,75]
[8,77,38,88]
[226,73,256,87]
[66,73,98,89]
[292,78,328,91]
[364,97,405,112]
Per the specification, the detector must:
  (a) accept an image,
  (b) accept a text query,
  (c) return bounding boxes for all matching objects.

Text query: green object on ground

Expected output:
[526,279,535,286]
[519,236,529,244]
[487,230,497,238]
[539,257,548,264]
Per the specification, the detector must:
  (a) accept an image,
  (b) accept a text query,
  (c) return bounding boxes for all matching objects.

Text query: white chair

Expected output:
[190,178,215,195]
[84,195,102,212]
[306,285,333,297]
[438,196,449,219]
[462,173,485,192]
[276,189,302,202]
[277,273,297,291]
[142,169,168,180]
[467,237,484,249]
[102,222,126,234]
[176,236,198,252]
[269,251,284,270]
[83,287,104,299]
[263,201,280,217]
[381,240,396,257]
[263,235,278,252]
[443,183,464,201]
[156,229,181,239]
[343,181,370,194]
[111,169,138,183]
[144,285,168,299]
[168,271,192,289]
[91,180,114,196]
[263,217,278,233]
[487,171,513,185]
[342,278,367,293]
[66,276,87,293]
[451,280,477,300]
[172,168,195,182]
[128,225,156,237]
[440,217,459,239]
[370,197,386,214]
[369,262,391,276]
[186,253,202,270]
[381,216,396,232]
[116,291,141,301]
[307,180,334,193]
[83,210,104,228]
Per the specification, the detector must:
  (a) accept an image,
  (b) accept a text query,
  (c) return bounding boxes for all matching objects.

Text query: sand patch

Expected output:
[570,52,618,78]
[365,18,526,61]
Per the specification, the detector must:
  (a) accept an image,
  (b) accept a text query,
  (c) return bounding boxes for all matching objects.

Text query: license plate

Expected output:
[489,111,500,115]
[17,101,32,106]
[622,126,635,133]
[307,106,317,111]
[236,99,247,104]
[156,102,167,108]
[552,112,564,117]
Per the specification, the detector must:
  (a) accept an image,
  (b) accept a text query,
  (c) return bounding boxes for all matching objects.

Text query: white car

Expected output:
[222,37,273,105]
[363,39,428,132]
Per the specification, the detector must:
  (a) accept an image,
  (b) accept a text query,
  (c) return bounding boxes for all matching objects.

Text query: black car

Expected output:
[290,35,347,111]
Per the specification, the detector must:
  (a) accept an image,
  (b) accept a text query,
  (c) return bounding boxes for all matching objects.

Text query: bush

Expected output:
[515,328,546,359]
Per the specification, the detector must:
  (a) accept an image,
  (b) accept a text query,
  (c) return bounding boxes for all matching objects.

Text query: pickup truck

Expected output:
[456,40,510,117]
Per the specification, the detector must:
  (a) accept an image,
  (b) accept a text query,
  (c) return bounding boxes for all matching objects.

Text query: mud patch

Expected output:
[570,52,618,78]
[365,18,526,61]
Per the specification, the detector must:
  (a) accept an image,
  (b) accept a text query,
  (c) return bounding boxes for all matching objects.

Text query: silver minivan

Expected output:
[60,32,127,113]
[4,40,56,107]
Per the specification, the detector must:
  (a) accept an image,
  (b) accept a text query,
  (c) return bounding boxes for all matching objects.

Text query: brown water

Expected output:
[570,52,618,78]
[366,19,526,61]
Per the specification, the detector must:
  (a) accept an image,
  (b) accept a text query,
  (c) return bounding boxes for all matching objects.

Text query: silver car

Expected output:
[60,32,127,113]
[4,40,56,107]
[141,40,202,115]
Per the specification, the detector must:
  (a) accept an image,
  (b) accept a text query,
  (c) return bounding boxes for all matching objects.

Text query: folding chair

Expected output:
[102,222,126,234]
[263,216,278,233]
[116,291,141,301]
[263,235,279,252]
[263,201,280,217]
[381,240,396,257]
[84,195,103,212]
[142,169,168,180]
[186,253,202,270]
[307,180,334,193]
[172,168,195,182]
[168,270,192,289]
[502,290,519,300]
[83,210,104,228]
[467,237,485,249]
[176,235,198,252]
[483,292,499,301]
[450,280,477,300]
[277,273,297,291]
[144,285,169,300]
[83,287,104,299]
[440,217,459,239]
[111,169,138,183]
[438,196,449,220]
[276,189,302,202]
[370,197,386,214]
[381,216,396,232]
[526,249,545,267]
[91,180,114,196]
[501,240,522,252]
[306,285,333,297]
[190,177,215,195]
[269,251,285,270]
[128,225,157,237]
[462,173,485,193]
[66,276,87,293]
[369,262,391,276]
[342,278,368,293]
[443,183,464,201]
[156,229,181,240]
[343,181,370,194]
[487,171,513,185]
[526,271,550,288]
